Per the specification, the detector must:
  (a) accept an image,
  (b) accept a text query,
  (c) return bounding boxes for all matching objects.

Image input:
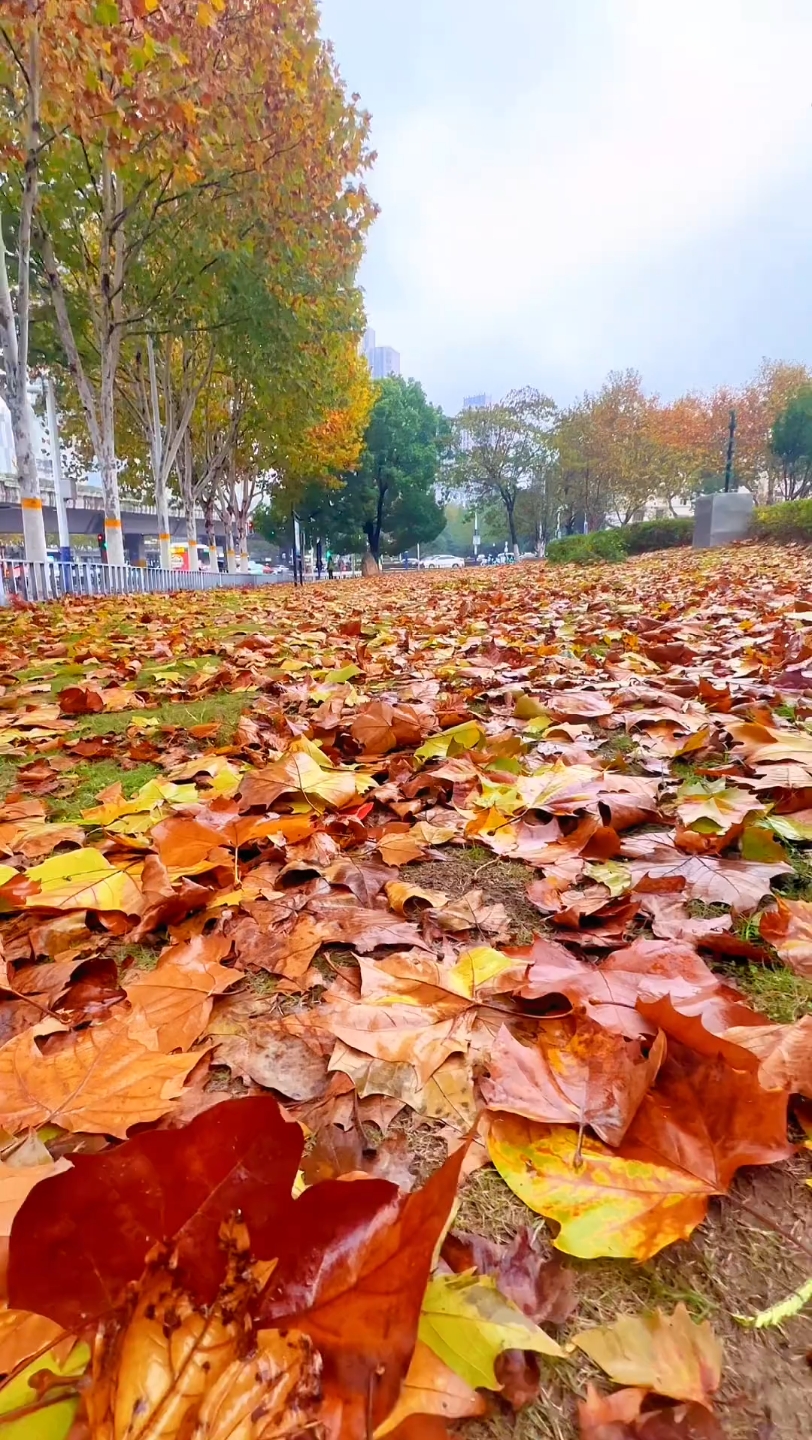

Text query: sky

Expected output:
[318,0,812,416]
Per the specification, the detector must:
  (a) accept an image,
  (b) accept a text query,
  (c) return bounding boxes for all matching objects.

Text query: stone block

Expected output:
[693,491,754,549]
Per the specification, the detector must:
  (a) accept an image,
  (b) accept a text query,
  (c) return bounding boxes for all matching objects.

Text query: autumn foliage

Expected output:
[0,546,809,1434]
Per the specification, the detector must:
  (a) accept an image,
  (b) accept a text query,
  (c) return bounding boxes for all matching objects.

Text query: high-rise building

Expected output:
[463,393,491,411]
[370,345,400,380]
[361,327,401,380]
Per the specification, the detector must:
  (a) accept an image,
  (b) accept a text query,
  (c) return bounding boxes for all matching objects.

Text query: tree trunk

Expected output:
[0,28,47,565]
[14,399,47,564]
[204,495,219,572]
[504,497,519,558]
[224,516,237,573]
[237,515,249,572]
[97,152,125,565]
[39,231,125,560]
[144,338,172,569]
[184,499,198,570]
[361,550,380,577]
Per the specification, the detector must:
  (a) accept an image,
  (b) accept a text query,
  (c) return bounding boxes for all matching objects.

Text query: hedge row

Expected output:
[546,517,693,566]
[752,498,812,542]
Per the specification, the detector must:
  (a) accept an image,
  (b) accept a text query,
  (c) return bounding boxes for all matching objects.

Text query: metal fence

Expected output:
[0,560,292,604]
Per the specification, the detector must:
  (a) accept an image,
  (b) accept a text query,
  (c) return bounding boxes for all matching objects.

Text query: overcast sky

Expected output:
[318,0,812,415]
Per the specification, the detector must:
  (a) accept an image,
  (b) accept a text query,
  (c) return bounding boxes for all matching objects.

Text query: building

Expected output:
[458,393,492,454]
[0,393,53,486]
[361,327,401,381]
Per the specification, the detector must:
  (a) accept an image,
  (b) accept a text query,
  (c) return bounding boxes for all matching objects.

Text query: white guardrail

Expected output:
[0,560,297,603]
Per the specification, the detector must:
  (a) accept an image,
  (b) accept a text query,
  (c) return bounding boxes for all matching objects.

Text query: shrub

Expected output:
[546,517,692,566]
[753,498,812,542]
[622,517,693,552]
[546,530,628,566]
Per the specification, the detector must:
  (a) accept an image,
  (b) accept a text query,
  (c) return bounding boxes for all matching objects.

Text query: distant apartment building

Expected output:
[459,392,492,454]
[0,394,52,485]
[362,327,401,381]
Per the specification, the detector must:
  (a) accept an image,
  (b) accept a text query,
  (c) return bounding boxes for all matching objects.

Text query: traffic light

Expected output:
[97,533,107,560]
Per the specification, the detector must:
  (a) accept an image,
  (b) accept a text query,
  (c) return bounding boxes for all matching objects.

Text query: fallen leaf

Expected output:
[488,1114,711,1261]
[441,1228,577,1324]
[573,1304,722,1407]
[721,1015,812,1096]
[21,848,143,914]
[0,1012,201,1137]
[759,897,812,976]
[481,1019,666,1145]
[418,1272,563,1390]
[375,1340,486,1436]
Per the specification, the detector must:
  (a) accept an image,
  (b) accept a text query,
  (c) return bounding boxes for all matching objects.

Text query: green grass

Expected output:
[597,731,636,760]
[76,691,248,743]
[50,760,161,822]
[729,963,812,1024]
[774,843,812,901]
[0,756,22,802]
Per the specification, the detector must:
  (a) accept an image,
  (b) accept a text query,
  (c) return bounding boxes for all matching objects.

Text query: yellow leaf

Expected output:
[0,1339,89,1440]
[374,1340,486,1436]
[488,1115,710,1261]
[82,777,196,825]
[196,0,216,25]
[419,1273,563,1391]
[24,849,142,914]
[573,1304,722,1407]
[415,720,485,762]
[447,946,516,997]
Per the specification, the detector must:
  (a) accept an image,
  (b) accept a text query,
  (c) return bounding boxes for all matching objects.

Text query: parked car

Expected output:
[419,554,465,569]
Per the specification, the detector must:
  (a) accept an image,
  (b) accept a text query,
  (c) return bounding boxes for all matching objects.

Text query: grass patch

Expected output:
[110,941,162,972]
[597,731,636,761]
[0,755,22,802]
[50,760,161,821]
[76,691,248,743]
[727,963,812,1024]
[774,844,812,902]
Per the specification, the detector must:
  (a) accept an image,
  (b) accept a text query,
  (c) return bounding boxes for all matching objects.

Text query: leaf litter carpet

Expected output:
[0,546,809,1437]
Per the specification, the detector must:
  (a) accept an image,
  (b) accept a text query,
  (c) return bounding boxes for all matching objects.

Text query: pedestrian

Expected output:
[327,550,334,580]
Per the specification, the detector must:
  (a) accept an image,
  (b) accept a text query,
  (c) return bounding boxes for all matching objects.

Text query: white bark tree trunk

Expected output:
[0,24,47,565]
[144,338,173,569]
[224,516,237,573]
[180,432,199,570]
[237,517,249,573]
[39,149,127,565]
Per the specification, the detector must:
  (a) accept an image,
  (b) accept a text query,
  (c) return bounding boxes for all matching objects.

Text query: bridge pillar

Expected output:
[124,532,145,565]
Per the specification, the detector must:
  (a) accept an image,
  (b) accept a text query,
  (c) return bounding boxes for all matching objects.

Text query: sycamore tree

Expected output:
[1,0,374,564]
[452,389,556,556]
[770,387,812,500]
[322,377,448,566]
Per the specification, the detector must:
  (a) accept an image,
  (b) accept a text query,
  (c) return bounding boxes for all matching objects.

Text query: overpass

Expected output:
[0,477,227,563]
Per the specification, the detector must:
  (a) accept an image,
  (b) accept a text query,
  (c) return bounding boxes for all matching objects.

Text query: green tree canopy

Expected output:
[770,387,812,501]
[329,377,449,559]
[451,388,557,554]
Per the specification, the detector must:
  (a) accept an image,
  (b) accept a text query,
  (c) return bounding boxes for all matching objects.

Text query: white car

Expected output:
[419,554,465,569]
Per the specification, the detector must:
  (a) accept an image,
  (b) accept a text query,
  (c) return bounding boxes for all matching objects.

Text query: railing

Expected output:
[0,560,293,603]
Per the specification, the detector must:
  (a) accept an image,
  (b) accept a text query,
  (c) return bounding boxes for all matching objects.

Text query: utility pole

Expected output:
[724,409,737,494]
[44,376,71,564]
